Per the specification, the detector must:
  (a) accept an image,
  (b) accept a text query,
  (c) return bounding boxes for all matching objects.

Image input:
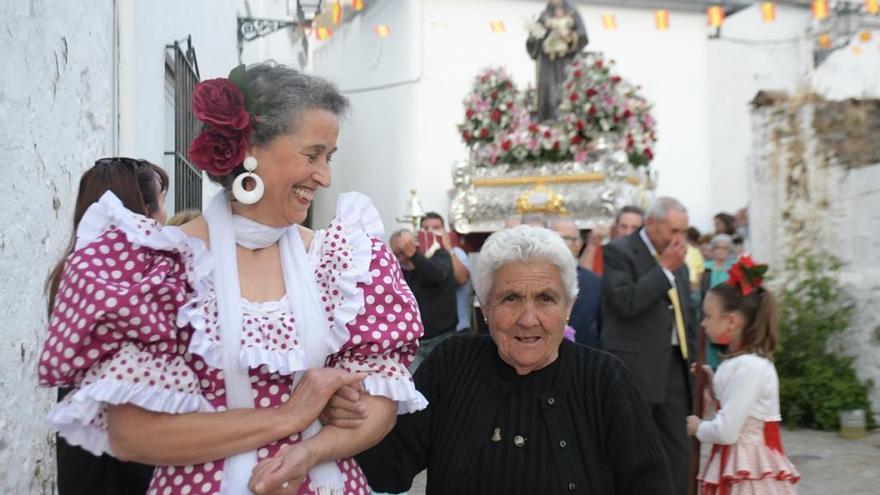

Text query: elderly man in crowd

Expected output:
[550,218,602,348]
[357,226,674,494]
[600,197,696,495]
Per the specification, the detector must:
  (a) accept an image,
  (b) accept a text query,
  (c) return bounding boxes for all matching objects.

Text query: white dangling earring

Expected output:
[232,155,265,204]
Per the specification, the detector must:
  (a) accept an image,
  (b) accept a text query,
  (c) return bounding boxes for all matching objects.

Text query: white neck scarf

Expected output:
[205,194,344,495]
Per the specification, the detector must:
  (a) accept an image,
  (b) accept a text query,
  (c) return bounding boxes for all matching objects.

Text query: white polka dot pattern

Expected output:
[39,194,425,494]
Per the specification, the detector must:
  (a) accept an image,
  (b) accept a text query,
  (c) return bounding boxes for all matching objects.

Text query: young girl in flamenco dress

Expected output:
[687,256,800,494]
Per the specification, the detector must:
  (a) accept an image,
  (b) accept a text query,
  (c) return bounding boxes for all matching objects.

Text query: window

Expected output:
[164,36,202,213]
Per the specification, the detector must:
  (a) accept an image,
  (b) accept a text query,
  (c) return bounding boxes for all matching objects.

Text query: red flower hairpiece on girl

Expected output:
[188,65,259,176]
[726,255,768,296]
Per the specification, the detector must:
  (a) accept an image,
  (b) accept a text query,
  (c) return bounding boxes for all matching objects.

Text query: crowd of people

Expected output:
[38,61,799,495]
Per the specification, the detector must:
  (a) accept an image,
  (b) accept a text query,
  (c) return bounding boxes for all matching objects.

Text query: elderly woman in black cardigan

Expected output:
[356,225,675,494]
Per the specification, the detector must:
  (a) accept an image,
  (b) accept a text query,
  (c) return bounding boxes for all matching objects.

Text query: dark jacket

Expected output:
[402,250,458,339]
[570,266,602,348]
[599,232,696,404]
[357,335,674,495]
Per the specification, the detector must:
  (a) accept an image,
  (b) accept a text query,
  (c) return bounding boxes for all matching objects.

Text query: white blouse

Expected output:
[696,353,782,445]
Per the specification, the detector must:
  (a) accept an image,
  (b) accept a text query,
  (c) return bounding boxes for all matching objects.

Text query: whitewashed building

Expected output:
[1,0,878,492]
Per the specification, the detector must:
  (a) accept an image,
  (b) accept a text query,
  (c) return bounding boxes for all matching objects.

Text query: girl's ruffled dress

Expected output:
[697,354,800,495]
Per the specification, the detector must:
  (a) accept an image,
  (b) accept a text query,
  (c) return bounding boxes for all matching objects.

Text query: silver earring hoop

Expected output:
[232,156,264,204]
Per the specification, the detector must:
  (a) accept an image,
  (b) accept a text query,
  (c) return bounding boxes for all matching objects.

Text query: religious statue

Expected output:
[526,0,588,122]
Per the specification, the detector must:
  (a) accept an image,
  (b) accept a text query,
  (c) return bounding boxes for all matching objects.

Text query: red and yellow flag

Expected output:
[489,20,506,33]
[331,1,342,25]
[316,27,333,40]
[761,2,776,23]
[813,0,829,20]
[867,0,879,15]
[818,33,831,49]
[859,30,872,42]
[374,24,391,37]
[707,6,724,28]
[655,10,670,30]
[351,0,364,11]
[601,13,617,30]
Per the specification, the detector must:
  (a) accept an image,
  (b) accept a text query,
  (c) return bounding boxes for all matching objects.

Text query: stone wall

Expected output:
[0,0,114,491]
[749,93,880,420]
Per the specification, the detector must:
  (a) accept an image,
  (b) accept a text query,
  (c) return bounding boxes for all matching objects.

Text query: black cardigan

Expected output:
[356,335,674,494]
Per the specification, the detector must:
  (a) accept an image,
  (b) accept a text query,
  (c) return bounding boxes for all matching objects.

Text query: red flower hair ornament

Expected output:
[188,65,258,176]
[726,255,768,296]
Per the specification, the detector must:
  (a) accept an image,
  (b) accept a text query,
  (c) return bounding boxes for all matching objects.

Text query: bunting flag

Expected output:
[813,0,829,20]
[332,1,342,25]
[818,33,831,48]
[707,6,724,28]
[853,45,864,55]
[489,20,506,33]
[601,13,618,30]
[761,2,777,23]
[655,10,670,30]
[316,27,333,40]
[867,0,879,15]
[351,0,364,11]
[859,31,872,42]
[374,24,391,37]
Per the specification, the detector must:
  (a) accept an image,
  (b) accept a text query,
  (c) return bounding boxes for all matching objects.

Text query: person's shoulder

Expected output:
[178,214,210,245]
[576,265,601,285]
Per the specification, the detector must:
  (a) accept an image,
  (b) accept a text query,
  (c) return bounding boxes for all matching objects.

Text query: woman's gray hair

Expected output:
[646,196,687,221]
[245,62,349,146]
[473,225,579,306]
[709,233,733,250]
[207,62,350,188]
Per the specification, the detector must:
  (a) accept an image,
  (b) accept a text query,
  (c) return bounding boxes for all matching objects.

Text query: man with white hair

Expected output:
[600,197,696,495]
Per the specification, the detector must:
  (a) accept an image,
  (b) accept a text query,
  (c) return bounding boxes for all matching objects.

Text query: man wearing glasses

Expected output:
[550,218,602,348]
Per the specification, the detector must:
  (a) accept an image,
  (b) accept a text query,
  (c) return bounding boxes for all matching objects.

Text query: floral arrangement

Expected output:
[458,52,656,168]
[558,52,656,167]
[188,65,258,176]
[457,67,520,146]
[726,255,768,296]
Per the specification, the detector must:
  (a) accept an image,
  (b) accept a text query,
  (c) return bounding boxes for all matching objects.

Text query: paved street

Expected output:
[403,428,880,494]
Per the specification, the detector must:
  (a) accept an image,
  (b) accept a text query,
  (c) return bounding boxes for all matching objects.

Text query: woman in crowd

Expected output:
[345,226,674,494]
[39,62,426,495]
[699,233,736,369]
[46,158,167,494]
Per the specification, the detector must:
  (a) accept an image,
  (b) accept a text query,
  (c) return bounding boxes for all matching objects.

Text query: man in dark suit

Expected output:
[600,197,696,495]
[550,218,602,347]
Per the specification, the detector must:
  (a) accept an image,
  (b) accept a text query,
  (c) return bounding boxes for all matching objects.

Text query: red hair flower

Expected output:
[192,79,250,130]
[188,65,255,175]
[726,255,768,296]
[188,125,252,176]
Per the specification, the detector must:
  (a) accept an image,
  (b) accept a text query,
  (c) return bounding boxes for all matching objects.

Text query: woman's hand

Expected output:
[320,383,369,429]
[278,368,367,430]
[249,444,314,495]
[686,415,701,437]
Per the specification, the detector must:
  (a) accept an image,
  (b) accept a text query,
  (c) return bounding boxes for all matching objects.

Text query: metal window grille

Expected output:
[164,36,202,212]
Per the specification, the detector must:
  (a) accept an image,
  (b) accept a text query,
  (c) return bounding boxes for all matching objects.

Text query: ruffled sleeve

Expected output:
[38,191,213,456]
[320,193,428,414]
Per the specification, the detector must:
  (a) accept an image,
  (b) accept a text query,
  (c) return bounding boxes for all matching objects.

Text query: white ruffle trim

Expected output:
[362,375,428,415]
[239,345,308,376]
[324,193,384,354]
[47,379,214,456]
[184,192,387,372]
[76,191,213,297]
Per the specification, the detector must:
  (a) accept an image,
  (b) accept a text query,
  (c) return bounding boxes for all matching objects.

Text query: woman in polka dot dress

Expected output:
[38,63,427,495]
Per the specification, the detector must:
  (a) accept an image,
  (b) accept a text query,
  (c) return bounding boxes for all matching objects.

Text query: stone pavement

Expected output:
[403,428,880,494]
